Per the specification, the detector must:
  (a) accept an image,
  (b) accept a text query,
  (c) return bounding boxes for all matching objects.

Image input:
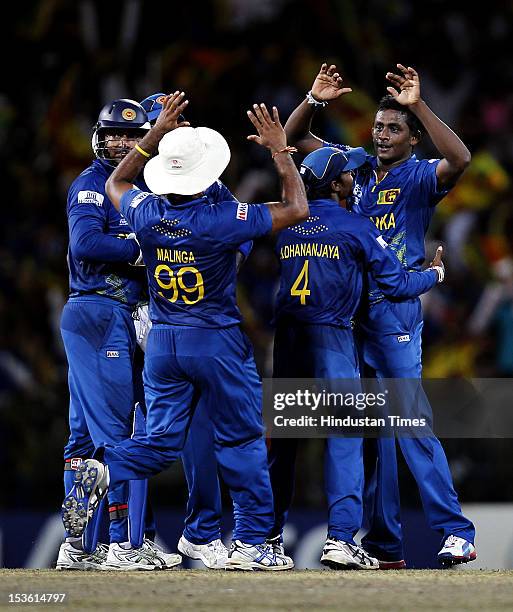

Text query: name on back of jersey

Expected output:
[280,242,340,260]
[156,247,196,264]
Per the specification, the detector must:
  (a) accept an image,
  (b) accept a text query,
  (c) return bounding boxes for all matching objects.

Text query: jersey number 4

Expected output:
[154,264,204,305]
[290,259,310,305]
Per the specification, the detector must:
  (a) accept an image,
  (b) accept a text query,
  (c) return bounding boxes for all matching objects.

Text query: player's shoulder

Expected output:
[341,210,378,238]
[408,155,441,174]
[69,160,109,196]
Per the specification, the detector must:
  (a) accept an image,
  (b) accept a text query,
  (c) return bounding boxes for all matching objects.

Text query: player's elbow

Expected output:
[72,232,100,261]
[452,149,471,173]
[292,198,310,223]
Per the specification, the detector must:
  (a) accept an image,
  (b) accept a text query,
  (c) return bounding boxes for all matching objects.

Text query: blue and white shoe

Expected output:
[225,540,294,571]
[438,535,477,567]
[321,539,379,570]
[62,459,109,538]
[55,541,108,570]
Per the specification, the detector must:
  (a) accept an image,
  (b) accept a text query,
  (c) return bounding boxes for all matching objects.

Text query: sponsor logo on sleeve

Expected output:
[106,350,120,358]
[70,458,82,470]
[236,202,248,221]
[78,190,104,207]
[130,191,152,208]
[397,335,410,343]
[376,235,388,249]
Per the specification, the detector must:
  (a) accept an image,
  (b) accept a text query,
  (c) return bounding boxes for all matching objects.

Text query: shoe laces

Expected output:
[208,539,228,555]
[443,535,463,548]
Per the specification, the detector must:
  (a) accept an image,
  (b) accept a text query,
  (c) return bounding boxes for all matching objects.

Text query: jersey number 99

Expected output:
[154,264,205,305]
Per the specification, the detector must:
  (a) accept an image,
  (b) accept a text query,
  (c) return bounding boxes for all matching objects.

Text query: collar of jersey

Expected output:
[370,153,417,175]
[162,195,208,209]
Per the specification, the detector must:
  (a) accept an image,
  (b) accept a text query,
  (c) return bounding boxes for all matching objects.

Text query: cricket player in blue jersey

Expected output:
[122,92,254,568]
[268,145,444,569]
[57,98,181,571]
[283,63,476,568]
[61,92,309,570]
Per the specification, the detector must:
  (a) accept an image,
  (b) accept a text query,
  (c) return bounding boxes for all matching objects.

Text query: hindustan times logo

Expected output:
[273,389,388,412]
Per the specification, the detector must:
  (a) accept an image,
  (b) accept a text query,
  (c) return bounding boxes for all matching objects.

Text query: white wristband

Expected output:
[306,90,328,107]
[431,265,445,283]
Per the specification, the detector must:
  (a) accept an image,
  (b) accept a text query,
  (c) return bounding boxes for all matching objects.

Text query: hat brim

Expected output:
[144,127,231,195]
[343,147,368,171]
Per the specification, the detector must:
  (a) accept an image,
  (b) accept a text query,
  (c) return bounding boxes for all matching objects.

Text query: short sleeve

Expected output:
[120,188,162,232]
[194,201,272,247]
[414,159,450,207]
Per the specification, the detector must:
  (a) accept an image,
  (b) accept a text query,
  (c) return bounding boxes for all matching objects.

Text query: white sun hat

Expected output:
[143,126,231,196]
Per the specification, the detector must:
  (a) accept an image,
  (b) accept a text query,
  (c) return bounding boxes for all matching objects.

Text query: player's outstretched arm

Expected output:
[386,64,471,188]
[362,225,444,298]
[106,91,189,210]
[247,103,308,231]
[284,63,352,154]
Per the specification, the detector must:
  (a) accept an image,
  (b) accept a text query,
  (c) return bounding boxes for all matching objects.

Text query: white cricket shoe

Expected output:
[62,459,109,537]
[178,535,228,569]
[102,543,163,571]
[142,538,182,569]
[321,539,379,570]
[225,540,294,571]
[438,535,477,567]
[265,535,294,567]
[56,542,108,570]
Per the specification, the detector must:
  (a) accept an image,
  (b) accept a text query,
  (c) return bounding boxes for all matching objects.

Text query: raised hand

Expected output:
[311,63,352,102]
[386,64,421,106]
[154,91,190,133]
[247,104,287,154]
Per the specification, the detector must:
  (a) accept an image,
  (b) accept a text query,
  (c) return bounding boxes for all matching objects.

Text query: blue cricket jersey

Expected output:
[120,188,272,328]
[274,199,438,327]
[67,159,146,306]
[323,141,449,304]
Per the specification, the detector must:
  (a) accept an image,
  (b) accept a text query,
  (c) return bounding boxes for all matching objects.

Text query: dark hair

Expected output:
[376,95,424,140]
[305,185,335,200]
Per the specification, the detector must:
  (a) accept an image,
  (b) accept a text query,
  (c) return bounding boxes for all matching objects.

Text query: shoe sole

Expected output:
[101,563,159,571]
[225,560,294,571]
[177,539,224,570]
[62,461,109,538]
[321,555,379,571]
[438,551,477,568]
[56,564,104,571]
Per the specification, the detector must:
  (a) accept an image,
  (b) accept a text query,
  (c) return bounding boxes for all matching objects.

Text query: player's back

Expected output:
[274,199,372,328]
[120,188,272,328]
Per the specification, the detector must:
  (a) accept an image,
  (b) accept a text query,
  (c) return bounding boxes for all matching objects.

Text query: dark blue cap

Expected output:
[300,146,367,191]
[140,92,186,124]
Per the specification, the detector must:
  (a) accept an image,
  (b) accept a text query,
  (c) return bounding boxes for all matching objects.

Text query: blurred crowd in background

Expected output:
[2,0,513,513]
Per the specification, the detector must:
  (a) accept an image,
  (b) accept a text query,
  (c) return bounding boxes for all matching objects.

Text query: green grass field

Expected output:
[1,569,513,611]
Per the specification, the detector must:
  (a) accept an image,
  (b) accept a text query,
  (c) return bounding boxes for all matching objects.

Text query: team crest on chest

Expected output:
[377,188,400,205]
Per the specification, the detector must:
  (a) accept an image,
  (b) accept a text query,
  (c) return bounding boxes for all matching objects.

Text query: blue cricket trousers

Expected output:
[103,324,273,545]
[130,372,222,547]
[360,298,475,559]
[268,321,363,543]
[61,295,136,545]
